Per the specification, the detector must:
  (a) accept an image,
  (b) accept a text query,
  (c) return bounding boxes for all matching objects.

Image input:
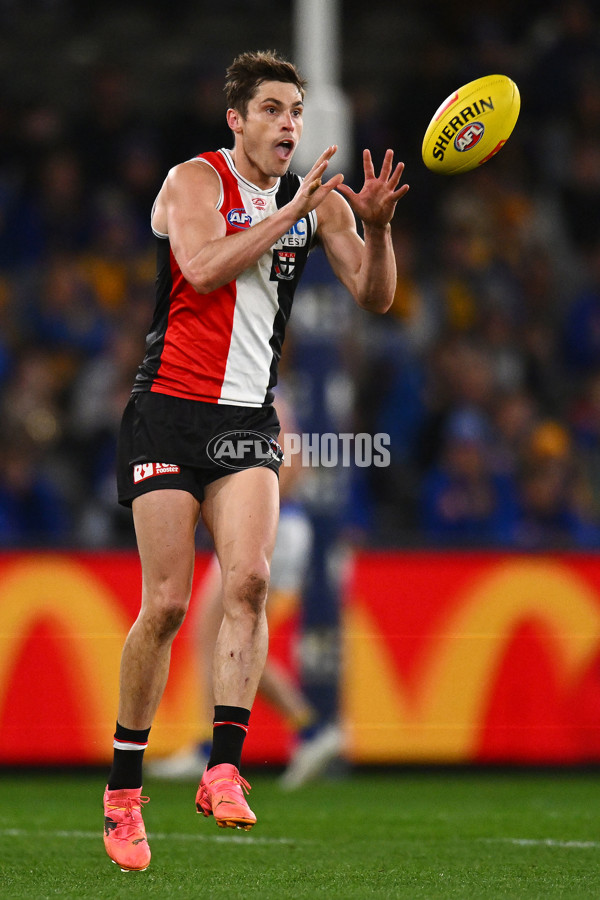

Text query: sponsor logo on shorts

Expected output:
[133,462,181,483]
[207,431,284,470]
[454,121,485,152]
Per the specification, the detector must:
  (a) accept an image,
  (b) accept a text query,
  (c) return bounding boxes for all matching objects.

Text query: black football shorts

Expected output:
[117,391,283,507]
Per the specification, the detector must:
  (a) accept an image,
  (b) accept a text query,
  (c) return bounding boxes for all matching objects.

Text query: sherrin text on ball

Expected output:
[422,74,520,175]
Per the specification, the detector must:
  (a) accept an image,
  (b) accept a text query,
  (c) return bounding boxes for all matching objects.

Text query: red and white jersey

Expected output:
[134,148,317,407]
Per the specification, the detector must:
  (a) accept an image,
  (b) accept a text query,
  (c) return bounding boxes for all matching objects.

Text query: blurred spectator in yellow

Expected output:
[513,421,600,548]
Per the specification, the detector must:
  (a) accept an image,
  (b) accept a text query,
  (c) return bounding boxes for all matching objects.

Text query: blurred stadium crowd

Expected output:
[1,0,600,550]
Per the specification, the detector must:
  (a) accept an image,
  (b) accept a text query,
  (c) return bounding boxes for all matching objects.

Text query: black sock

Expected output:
[107,722,151,790]
[207,705,250,770]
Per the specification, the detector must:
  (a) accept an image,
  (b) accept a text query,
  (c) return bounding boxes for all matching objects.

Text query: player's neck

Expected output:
[230,147,278,191]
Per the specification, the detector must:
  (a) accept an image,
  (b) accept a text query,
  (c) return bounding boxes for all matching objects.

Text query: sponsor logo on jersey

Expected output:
[275,219,308,249]
[207,431,284,470]
[454,121,485,152]
[133,462,181,483]
[251,197,267,210]
[273,250,296,280]
[288,219,306,236]
[227,208,252,228]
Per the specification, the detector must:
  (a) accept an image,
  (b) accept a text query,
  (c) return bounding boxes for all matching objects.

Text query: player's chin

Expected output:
[273,157,293,176]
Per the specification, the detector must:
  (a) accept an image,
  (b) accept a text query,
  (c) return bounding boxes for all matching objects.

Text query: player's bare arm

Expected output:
[317,148,409,313]
[154,147,343,295]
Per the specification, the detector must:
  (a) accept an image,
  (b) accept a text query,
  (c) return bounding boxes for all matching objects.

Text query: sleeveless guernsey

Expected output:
[133,148,317,407]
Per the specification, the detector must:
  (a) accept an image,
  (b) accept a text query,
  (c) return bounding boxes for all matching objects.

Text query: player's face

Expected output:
[229,81,304,187]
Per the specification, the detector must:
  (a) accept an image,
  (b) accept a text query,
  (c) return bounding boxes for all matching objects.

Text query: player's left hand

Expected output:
[336,149,409,228]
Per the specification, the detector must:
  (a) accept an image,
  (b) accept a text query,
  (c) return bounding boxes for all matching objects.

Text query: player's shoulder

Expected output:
[164,154,223,199]
[168,154,221,181]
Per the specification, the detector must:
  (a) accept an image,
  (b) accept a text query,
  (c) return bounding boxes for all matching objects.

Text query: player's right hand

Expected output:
[293,146,344,216]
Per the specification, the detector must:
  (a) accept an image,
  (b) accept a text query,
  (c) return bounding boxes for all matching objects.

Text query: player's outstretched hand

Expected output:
[292,146,345,217]
[336,149,409,228]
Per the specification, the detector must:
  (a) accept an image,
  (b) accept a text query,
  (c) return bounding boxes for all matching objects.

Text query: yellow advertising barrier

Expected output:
[2,550,600,765]
[344,555,600,762]
[0,554,129,762]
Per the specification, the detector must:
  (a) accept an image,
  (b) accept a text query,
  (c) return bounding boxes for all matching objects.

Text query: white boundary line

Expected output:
[3,829,597,850]
[480,838,600,850]
[0,828,296,845]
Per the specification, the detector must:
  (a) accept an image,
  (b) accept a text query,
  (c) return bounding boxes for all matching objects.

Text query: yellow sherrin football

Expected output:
[422,74,520,175]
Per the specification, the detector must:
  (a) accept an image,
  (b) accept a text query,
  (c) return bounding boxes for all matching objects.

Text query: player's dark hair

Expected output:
[225,50,306,117]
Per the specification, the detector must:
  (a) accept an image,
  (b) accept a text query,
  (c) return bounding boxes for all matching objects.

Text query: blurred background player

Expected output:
[147,391,344,788]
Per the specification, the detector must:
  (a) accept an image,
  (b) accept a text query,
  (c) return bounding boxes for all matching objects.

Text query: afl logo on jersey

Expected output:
[454,122,485,152]
[227,208,252,228]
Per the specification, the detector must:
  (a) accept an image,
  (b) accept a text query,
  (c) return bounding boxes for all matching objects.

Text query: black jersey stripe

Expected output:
[265,172,314,402]
[133,236,173,392]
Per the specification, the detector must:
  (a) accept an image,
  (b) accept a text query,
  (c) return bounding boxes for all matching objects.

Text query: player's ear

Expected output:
[227,108,243,134]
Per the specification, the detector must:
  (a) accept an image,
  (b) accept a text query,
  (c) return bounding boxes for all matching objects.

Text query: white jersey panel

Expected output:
[219,166,281,406]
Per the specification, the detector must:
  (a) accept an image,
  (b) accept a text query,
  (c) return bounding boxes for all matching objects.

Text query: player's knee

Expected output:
[154,602,188,641]
[232,566,269,618]
[145,587,190,641]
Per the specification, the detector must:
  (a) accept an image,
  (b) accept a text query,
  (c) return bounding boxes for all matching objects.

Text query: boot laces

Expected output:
[107,794,150,818]
[211,773,251,795]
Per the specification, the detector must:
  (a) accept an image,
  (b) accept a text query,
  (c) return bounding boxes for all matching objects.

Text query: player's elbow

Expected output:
[191,276,218,295]
[356,292,394,314]
[350,271,395,314]
[180,261,218,295]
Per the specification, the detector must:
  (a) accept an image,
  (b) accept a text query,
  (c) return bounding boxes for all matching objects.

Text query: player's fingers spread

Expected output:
[307,160,328,183]
[316,145,337,167]
[335,180,355,200]
[315,172,343,195]
[305,154,328,180]
[380,148,394,179]
[389,161,406,187]
[327,173,344,190]
[363,148,375,178]
[393,182,410,199]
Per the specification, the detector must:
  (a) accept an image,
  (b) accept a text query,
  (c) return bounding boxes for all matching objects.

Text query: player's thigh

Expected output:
[133,488,201,608]
[201,467,280,582]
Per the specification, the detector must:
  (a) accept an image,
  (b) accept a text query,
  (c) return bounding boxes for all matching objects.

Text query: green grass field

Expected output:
[1,768,600,899]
